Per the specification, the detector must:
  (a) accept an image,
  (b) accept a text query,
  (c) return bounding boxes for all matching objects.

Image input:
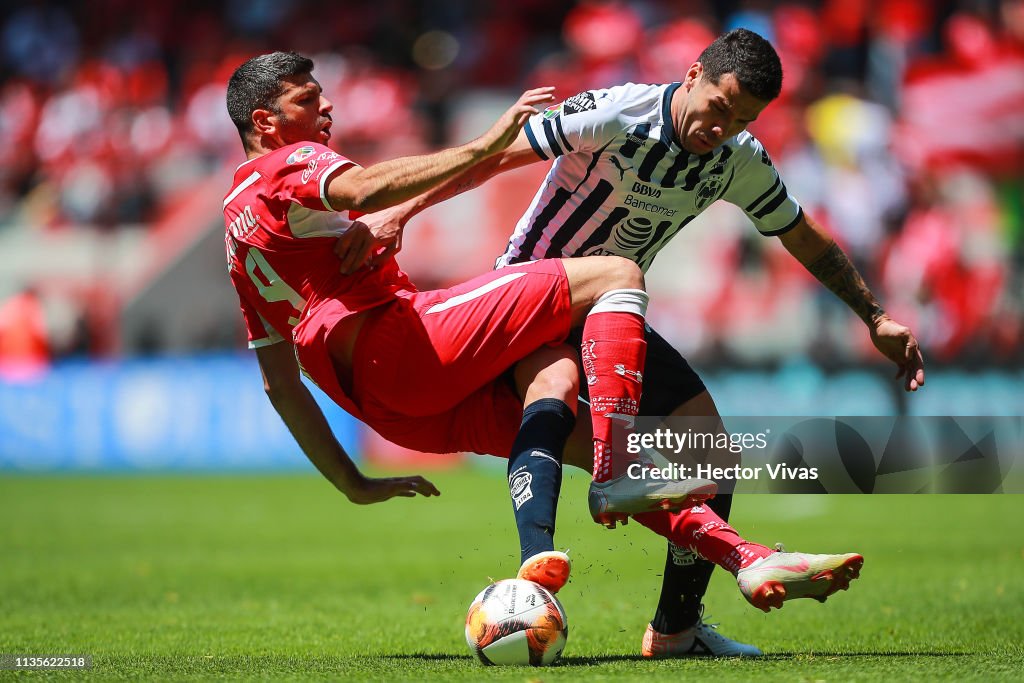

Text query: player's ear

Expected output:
[251,108,277,137]
[684,63,702,91]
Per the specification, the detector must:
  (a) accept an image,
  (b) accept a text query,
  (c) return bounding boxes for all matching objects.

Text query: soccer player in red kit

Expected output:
[224,51,714,583]
[224,52,863,614]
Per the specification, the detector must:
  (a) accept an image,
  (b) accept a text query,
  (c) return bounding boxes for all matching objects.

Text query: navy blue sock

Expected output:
[507,398,576,565]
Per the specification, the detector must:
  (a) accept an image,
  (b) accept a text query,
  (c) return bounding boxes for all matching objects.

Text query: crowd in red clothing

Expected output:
[0,0,1021,366]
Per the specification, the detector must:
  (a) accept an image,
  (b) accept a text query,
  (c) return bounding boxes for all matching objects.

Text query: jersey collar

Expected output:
[235,156,260,173]
[660,82,683,148]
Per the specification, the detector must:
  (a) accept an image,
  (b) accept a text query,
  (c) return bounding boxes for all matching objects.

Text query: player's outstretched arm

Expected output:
[779,214,925,392]
[254,342,441,504]
[333,105,549,273]
[326,87,554,217]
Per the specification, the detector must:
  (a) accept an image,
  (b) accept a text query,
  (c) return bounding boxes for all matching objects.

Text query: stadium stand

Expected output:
[0,0,1020,368]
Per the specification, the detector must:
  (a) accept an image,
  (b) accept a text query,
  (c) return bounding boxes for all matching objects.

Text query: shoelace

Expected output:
[693,605,720,633]
[691,615,739,652]
[696,614,722,634]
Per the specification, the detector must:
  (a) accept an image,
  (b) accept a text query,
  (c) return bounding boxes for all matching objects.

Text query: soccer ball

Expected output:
[465,579,568,666]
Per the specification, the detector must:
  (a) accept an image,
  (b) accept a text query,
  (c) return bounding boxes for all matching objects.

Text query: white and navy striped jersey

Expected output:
[496,83,803,272]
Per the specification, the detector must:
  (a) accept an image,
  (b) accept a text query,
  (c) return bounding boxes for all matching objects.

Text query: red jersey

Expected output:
[223,142,415,349]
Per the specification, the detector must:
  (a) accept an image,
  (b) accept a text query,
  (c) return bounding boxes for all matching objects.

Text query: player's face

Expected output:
[676,63,769,154]
[270,74,334,146]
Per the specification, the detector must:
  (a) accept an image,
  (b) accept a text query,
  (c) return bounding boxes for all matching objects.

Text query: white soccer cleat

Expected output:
[588,472,717,529]
[736,545,864,613]
[641,617,762,658]
[516,550,571,594]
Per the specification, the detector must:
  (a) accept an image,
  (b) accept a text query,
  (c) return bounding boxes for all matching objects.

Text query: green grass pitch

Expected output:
[2,469,1022,681]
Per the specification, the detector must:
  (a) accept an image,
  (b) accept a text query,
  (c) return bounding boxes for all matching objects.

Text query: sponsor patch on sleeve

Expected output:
[562,91,597,115]
[286,145,317,165]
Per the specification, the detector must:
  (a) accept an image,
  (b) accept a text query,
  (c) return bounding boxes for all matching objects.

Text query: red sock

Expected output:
[633,505,773,574]
[582,310,646,482]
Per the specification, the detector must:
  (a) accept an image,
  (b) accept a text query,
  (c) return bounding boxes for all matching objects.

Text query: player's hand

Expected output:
[870,316,925,392]
[477,87,556,156]
[366,206,407,267]
[334,221,377,274]
[334,207,408,274]
[345,474,441,505]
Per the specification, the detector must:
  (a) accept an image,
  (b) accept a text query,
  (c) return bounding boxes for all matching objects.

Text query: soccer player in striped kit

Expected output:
[345,29,923,657]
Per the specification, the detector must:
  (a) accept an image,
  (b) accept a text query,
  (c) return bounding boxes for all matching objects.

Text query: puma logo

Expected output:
[610,156,633,181]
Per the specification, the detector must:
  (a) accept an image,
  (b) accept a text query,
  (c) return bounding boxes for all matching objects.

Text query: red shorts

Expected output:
[294,259,572,456]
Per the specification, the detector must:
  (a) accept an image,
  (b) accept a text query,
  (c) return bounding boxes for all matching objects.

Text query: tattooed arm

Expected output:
[786,221,886,325]
[779,213,925,392]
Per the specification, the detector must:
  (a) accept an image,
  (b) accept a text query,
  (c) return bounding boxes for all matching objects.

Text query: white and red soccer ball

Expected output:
[465,579,568,666]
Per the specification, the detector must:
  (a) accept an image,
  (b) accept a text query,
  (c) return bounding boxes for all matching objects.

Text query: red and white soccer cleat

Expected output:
[736,545,864,613]
[516,550,571,594]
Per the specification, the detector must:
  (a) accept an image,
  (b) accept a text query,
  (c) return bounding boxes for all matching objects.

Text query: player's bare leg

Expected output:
[560,257,716,527]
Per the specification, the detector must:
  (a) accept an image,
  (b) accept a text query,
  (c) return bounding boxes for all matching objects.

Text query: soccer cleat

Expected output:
[588,473,717,528]
[641,617,763,658]
[736,545,864,613]
[516,550,571,594]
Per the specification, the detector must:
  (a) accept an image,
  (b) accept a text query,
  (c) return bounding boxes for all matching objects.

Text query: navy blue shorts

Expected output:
[567,323,707,415]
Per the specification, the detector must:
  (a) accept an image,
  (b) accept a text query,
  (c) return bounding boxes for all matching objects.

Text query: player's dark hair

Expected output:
[226,51,315,141]
[697,28,782,102]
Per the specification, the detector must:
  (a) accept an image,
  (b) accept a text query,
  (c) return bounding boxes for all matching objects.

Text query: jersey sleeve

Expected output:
[271,142,360,213]
[723,134,803,236]
[523,87,625,158]
[231,270,285,349]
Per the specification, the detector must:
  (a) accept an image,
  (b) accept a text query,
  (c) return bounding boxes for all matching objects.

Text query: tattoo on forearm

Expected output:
[806,242,886,324]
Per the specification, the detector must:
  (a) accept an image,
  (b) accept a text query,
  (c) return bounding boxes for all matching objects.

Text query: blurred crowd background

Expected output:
[1,0,1022,379]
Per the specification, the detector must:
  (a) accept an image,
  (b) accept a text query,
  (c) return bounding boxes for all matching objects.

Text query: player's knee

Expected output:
[516,350,579,405]
[601,256,645,292]
[533,364,579,402]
